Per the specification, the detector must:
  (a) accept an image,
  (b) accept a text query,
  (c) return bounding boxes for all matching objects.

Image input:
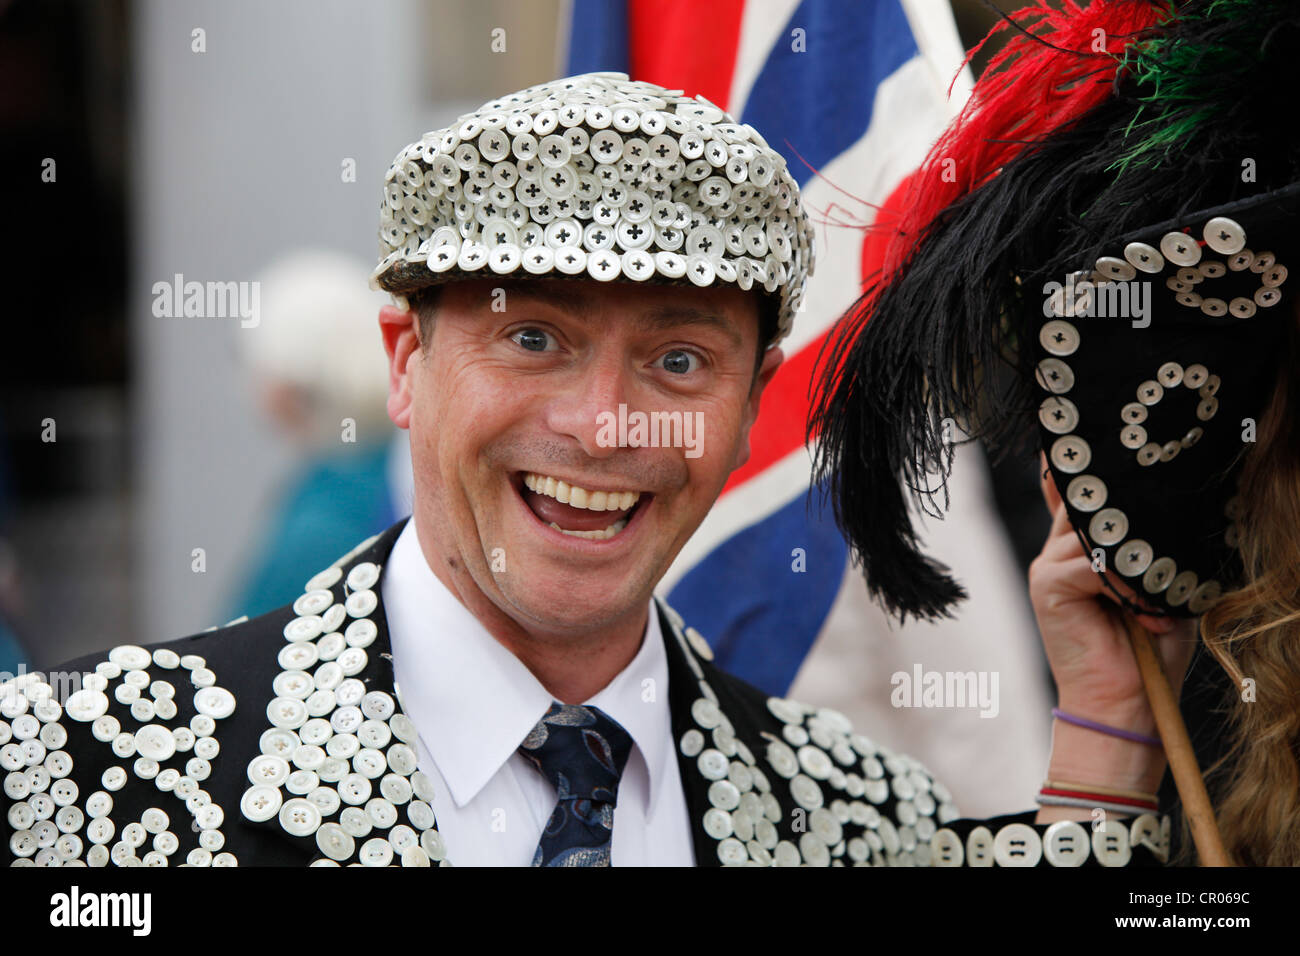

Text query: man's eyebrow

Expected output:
[633,306,744,347]
[495,281,593,315]
[497,282,746,347]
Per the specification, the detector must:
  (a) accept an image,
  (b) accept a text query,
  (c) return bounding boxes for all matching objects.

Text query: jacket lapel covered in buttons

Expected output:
[237,518,451,866]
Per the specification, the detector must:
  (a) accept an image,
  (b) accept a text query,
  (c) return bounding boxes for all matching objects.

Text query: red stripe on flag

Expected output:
[628,0,745,110]
[719,170,920,497]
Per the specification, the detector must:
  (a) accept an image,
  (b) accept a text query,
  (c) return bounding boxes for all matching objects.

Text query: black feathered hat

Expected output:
[811,0,1300,621]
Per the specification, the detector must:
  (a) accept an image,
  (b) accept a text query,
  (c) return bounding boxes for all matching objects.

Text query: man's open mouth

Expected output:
[518,471,648,541]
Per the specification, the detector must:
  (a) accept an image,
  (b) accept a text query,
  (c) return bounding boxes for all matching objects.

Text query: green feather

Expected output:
[1112,0,1287,174]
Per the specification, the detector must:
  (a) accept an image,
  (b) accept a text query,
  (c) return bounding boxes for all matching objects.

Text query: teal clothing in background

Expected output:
[228,442,397,621]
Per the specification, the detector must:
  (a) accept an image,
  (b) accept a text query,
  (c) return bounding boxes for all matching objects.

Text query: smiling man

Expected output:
[0,73,1169,868]
[381,277,777,705]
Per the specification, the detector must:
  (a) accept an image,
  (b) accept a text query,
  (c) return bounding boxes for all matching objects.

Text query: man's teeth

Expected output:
[523,473,640,511]
[547,519,629,540]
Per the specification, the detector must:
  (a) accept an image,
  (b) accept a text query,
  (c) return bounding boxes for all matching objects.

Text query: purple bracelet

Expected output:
[1051,707,1162,747]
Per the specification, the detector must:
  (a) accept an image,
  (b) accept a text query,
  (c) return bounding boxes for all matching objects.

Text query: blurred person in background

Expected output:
[227,251,410,620]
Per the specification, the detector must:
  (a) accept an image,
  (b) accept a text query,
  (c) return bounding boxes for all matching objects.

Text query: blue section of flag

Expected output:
[565,0,629,74]
[740,0,917,186]
[667,485,847,695]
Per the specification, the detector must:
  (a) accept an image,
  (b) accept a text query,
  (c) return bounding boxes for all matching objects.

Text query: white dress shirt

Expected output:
[382,520,695,866]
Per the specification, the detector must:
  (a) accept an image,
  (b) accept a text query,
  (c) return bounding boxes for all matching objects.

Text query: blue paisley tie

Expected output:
[517,701,634,867]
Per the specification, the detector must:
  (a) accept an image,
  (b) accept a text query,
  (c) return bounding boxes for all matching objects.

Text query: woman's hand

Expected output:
[1029,456,1199,817]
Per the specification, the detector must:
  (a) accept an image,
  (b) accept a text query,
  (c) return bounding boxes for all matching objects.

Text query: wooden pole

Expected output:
[1122,613,1232,866]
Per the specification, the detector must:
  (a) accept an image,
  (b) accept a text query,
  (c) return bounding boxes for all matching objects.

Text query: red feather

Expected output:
[882,0,1171,277]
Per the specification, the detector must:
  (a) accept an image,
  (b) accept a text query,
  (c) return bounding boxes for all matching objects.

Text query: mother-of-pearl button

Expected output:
[345,589,378,618]
[316,632,346,662]
[340,806,372,837]
[247,754,290,787]
[320,604,347,636]
[1036,358,1074,394]
[1167,570,1198,607]
[294,589,335,617]
[284,616,324,643]
[92,715,119,742]
[336,680,365,707]
[272,670,314,700]
[108,645,152,670]
[267,697,308,729]
[87,818,114,845]
[1089,508,1129,546]
[316,822,355,861]
[307,786,341,816]
[697,748,728,780]
[279,797,322,837]
[359,837,394,866]
[389,713,417,744]
[1115,539,1154,576]
[1203,217,1245,255]
[380,774,413,805]
[365,798,398,829]
[193,687,236,719]
[65,689,109,722]
[338,773,373,805]
[287,770,319,795]
[196,804,224,830]
[86,790,113,818]
[346,561,381,591]
[357,720,391,749]
[259,727,297,756]
[135,725,176,762]
[1039,396,1079,434]
[344,619,377,648]
[304,690,336,719]
[277,643,319,671]
[1066,474,1107,512]
[1123,241,1164,274]
[1158,231,1201,267]
[1050,435,1091,474]
[305,565,343,593]
[352,748,387,779]
[151,648,180,670]
[387,744,418,776]
[361,691,395,721]
[326,734,360,760]
[330,705,363,735]
[337,647,369,676]
[1042,820,1089,866]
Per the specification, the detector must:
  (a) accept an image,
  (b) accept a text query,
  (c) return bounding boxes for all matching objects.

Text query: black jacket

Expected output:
[1,519,1166,867]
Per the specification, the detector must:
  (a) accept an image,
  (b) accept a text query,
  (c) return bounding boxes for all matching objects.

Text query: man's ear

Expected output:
[379,304,421,429]
[732,346,784,472]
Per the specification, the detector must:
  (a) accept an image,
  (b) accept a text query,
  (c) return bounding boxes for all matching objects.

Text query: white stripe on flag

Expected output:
[727,0,803,114]
[778,53,957,359]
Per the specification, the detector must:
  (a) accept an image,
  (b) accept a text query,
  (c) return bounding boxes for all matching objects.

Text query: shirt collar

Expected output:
[382,519,673,815]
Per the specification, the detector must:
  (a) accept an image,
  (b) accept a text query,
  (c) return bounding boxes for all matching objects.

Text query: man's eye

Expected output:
[659,349,700,374]
[512,328,553,352]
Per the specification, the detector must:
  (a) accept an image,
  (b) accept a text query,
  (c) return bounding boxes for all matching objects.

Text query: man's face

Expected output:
[381,278,781,638]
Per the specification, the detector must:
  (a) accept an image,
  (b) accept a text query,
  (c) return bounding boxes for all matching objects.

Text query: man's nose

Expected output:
[545,351,634,459]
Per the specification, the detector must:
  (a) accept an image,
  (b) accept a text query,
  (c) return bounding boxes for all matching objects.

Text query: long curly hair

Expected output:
[1196,301,1300,866]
